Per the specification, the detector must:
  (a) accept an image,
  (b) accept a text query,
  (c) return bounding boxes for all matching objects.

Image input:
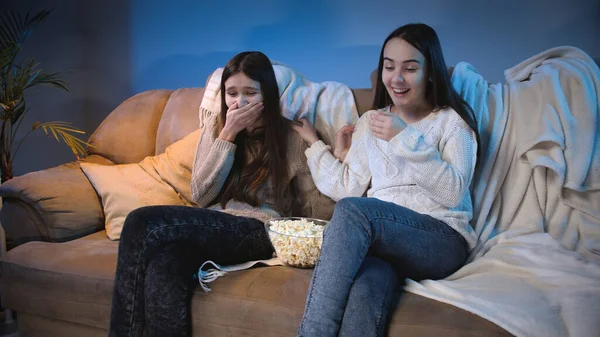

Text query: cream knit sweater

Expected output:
[190,114,335,223]
[306,106,478,249]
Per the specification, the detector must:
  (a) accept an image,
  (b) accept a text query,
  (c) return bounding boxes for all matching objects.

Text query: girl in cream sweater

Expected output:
[293,23,481,337]
[108,51,336,337]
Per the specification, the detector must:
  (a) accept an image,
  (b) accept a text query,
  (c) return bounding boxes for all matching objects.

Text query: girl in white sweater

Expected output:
[293,23,481,337]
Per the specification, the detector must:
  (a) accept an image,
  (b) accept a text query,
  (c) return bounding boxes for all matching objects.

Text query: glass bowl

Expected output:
[265,217,328,268]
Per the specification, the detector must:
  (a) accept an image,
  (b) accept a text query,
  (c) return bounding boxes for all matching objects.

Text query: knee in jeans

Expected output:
[121,206,159,240]
[335,197,363,212]
[326,198,367,234]
[333,197,369,221]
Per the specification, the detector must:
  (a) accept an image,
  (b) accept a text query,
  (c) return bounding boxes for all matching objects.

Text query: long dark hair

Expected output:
[372,23,481,163]
[217,51,291,213]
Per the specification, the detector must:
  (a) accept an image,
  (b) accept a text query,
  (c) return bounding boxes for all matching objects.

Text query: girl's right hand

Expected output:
[333,125,354,161]
[291,118,320,145]
[369,110,406,141]
[219,101,264,142]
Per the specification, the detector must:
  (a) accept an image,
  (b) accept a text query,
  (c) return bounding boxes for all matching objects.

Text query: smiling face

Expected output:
[381,37,428,112]
[224,72,264,132]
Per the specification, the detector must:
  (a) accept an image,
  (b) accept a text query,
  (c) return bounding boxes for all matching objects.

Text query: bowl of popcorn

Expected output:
[265,217,328,268]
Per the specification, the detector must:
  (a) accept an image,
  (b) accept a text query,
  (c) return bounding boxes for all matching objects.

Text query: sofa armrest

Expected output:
[0,155,111,249]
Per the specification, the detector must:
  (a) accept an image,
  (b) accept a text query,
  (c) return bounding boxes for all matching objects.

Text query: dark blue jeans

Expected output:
[338,255,401,337]
[298,197,469,337]
[108,206,274,337]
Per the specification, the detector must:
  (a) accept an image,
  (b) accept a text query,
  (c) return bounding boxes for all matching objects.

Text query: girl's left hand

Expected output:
[369,111,406,141]
[333,125,354,161]
[291,118,320,145]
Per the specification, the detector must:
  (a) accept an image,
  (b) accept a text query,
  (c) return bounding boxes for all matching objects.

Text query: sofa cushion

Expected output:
[81,128,201,240]
[1,232,117,330]
[156,88,205,155]
[352,88,374,115]
[0,231,511,336]
[0,155,112,248]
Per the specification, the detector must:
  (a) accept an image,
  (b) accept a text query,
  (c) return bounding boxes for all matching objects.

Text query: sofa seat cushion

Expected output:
[0,231,510,336]
[0,231,117,329]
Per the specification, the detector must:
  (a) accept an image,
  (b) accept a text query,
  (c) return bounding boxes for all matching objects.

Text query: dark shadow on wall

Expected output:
[1,0,132,176]
[80,0,133,134]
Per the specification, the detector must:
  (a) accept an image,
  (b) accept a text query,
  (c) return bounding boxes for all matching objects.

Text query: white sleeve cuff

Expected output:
[213,138,237,152]
[305,140,331,158]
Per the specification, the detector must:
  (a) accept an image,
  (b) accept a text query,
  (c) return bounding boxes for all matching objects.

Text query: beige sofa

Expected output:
[0,84,511,336]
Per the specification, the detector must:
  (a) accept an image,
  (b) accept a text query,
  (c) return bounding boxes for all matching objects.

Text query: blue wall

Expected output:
[130,0,600,91]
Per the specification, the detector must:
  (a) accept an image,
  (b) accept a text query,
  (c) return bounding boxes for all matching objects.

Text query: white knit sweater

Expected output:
[305,106,478,249]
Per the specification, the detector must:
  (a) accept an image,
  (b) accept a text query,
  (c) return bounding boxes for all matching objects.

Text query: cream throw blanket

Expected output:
[405,47,600,337]
[198,61,359,147]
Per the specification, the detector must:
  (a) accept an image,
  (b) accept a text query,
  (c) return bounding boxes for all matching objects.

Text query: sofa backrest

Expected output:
[88,86,374,165]
[87,90,173,164]
[154,88,206,154]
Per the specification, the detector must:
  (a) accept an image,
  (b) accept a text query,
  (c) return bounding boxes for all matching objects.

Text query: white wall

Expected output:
[3,0,599,175]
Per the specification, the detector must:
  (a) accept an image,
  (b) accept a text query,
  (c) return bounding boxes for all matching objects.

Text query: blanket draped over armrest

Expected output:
[405,46,600,337]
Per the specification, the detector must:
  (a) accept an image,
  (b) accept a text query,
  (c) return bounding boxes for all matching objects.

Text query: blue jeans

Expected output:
[298,197,468,337]
[339,255,401,337]
[108,205,274,337]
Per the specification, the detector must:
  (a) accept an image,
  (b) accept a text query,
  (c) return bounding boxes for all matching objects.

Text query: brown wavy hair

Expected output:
[217,51,291,213]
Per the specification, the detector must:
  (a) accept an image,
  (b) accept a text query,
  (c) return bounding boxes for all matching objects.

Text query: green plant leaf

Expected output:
[10,100,25,124]
[25,71,69,91]
[0,9,53,50]
[38,122,91,159]
[0,9,85,170]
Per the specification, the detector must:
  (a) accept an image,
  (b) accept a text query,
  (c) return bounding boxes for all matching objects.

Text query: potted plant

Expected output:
[0,9,90,183]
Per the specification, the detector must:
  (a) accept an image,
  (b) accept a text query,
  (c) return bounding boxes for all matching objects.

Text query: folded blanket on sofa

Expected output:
[405,46,600,337]
[198,61,359,147]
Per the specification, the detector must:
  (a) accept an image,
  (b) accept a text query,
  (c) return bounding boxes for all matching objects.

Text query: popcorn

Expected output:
[266,218,326,268]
